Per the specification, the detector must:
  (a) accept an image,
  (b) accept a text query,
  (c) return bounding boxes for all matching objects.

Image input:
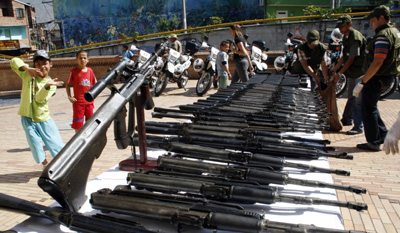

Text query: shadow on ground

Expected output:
[0,171,42,183]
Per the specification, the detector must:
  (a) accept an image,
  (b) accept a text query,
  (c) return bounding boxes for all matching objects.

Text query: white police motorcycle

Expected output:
[154,48,191,96]
[250,40,269,73]
[193,46,219,96]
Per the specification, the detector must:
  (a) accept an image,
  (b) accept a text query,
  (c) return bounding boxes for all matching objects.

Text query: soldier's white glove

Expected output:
[384,112,400,154]
[353,81,364,98]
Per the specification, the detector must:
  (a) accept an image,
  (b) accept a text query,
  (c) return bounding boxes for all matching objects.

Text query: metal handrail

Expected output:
[2,9,397,61]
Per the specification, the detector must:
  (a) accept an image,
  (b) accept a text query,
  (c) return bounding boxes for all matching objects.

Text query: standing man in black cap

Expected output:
[353,5,400,151]
[293,30,329,91]
[331,15,367,135]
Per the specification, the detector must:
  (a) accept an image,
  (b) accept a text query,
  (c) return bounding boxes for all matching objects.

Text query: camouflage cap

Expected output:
[367,5,391,19]
[335,15,352,28]
[306,30,320,45]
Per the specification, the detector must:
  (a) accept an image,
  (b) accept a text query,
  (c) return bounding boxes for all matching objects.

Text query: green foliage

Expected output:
[265,12,278,24]
[209,16,223,25]
[170,15,181,30]
[156,15,182,32]
[156,17,170,32]
[303,5,352,19]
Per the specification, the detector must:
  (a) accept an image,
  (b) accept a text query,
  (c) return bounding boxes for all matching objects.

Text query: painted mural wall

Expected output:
[53,0,264,48]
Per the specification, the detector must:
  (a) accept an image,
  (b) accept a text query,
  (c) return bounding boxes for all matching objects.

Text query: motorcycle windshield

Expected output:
[138,50,151,64]
[168,48,181,63]
[251,46,262,60]
[210,47,219,61]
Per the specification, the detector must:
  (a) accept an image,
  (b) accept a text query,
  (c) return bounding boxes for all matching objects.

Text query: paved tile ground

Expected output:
[0,79,399,233]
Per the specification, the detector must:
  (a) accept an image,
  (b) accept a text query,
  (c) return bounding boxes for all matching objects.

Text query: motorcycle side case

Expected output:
[186,41,201,55]
[252,40,266,51]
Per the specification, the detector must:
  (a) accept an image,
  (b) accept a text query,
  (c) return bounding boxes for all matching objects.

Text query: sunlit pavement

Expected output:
[0,79,399,232]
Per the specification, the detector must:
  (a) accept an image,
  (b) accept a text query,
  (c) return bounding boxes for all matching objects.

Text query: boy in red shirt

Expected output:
[66,51,97,132]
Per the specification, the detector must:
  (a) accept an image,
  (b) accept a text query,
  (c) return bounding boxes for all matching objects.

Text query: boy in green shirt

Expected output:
[10,50,65,167]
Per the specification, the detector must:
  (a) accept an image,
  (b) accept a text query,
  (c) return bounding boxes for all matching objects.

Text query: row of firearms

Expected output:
[88,75,368,232]
[0,42,368,233]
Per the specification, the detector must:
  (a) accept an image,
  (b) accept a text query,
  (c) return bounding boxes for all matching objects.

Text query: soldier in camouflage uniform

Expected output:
[353,5,400,151]
[331,15,367,135]
[293,30,329,91]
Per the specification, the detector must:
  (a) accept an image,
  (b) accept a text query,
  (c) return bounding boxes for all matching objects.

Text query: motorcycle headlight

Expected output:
[331,28,343,43]
[154,59,164,71]
[193,58,204,72]
[325,56,332,66]
[174,64,184,76]
[180,55,189,63]
[274,56,286,71]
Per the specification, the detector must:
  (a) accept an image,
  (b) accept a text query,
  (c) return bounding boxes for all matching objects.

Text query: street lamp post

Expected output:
[182,0,187,30]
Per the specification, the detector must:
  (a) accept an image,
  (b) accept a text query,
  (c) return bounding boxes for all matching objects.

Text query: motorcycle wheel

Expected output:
[379,75,399,100]
[177,70,189,88]
[335,74,347,97]
[196,72,213,96]
[154,73,169,96]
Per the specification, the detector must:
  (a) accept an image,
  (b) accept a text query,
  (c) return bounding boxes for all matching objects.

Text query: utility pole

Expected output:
[182,0,187,30]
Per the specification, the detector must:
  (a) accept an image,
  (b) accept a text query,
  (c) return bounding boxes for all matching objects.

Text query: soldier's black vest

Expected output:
[366,23,400,76]
[294,42,327,74]
[342,28,367,78]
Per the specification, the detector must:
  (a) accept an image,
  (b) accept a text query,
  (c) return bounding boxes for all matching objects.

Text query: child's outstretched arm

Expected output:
[35,78,64,103]
[10,58,42,79]
[22,66,45,79]
[45,78,64,88]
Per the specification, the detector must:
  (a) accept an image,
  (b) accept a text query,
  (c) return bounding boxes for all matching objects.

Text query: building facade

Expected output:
[0,0,36,56]
[264,0,331,19]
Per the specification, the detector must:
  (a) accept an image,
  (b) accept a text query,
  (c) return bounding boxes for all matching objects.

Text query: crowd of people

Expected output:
[9,5,400,169]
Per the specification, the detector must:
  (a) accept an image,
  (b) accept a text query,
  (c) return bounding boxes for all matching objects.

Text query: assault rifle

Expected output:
[139,137,350,174]
[137,134,352,161]
[186,83,325,111]
[90,186,367,233]
[0,192,156,233]
[156,156,367,194]
[127,171,367,211]
[152,112,329,133]
[38,39,169,212]
[143,121,333,151]
[145,121,331,146]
